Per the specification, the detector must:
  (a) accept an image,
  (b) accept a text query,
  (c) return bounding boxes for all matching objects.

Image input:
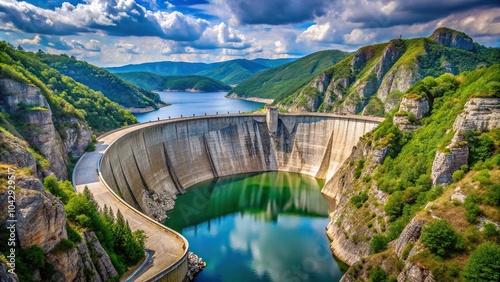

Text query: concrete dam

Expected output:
[97,110,382,281]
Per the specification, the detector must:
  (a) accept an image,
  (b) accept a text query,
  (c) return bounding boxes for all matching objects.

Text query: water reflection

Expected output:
[166,172,328,231]
[164,172,345,282]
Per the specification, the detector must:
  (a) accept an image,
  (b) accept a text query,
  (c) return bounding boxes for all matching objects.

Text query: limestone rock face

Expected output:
[76,238,103,282]
[453,98,500,133]
[323,141,374,265]
[46,248,84,282]
[397,261,435,282]
[400,96,430,120]
[432,97,500,185]
[0,129,37,173]
[24,110,67,179]
[431,145,469,185]
[0,78,67,178]
[84,231,118,281]
[142,189,176,222]
[15,189,67,251]
[393,219,425,258]
[430,27,474,51]
[59,117,92,159]
[0,79,49,112]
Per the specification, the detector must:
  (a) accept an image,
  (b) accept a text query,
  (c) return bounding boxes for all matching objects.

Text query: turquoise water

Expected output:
[134,91,264,123]
[165,172,346,282]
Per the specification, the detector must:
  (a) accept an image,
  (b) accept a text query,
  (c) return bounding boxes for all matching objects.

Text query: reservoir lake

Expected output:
[165,172,346,282]
[134,91,265,123]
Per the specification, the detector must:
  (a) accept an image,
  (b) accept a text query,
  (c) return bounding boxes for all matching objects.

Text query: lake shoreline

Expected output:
[226,93,274,105]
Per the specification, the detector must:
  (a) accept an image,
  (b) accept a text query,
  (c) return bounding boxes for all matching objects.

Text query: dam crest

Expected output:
[92,111,382,281]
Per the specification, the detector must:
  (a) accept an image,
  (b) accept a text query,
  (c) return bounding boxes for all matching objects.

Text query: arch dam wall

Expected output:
[100,113,381,221]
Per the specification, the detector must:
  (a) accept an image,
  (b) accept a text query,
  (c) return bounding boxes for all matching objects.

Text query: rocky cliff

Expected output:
[0,79,92,179]
[0,77,117,281]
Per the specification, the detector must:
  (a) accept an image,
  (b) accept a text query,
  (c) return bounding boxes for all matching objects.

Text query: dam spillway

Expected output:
[100,113,381,222]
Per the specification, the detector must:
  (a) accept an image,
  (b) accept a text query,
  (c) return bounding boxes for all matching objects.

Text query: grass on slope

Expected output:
[229,50,350,101]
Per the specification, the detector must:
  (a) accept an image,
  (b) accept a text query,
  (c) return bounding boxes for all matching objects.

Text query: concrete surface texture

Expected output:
[77,112,382,281]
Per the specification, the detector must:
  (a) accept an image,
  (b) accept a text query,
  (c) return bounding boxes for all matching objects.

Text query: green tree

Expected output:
[421,219,463,257]
[371,235,389,254]
[463,242,500,282]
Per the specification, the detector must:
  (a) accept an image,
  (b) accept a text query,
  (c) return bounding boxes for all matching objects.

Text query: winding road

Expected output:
[73,121,188,282]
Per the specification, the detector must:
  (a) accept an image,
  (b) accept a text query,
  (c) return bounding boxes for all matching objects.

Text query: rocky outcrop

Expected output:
[83,231,118,281]
[24,109,67,179]
[399,96,430,120]
[453,98,500,133]
[16,189,67,251]
[431,145,469,185]
[431,97,500,185]
[397,262,435,282]
[0,129,37,173]
[0,78,92,179]
[430,27,474,51]
[77,237,103,282]
[0,79,49,112]
[142,190,176,222]
[322,141,375,265]
[393,219,425,258]
[46,248,84,282]
[184,252,206,281]
[59,117,92,159]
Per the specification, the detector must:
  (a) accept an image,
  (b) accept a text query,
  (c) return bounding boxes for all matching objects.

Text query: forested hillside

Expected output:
[322,64,500,281]
[228,50,350,101]
[116,72,231,92]
[36,52,164,111]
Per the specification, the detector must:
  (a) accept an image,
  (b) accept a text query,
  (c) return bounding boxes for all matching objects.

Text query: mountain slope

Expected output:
[279,28,499,115]
[196,59,267,85]
[321,64,500,281]
[106,58,293,85]
[116,72,231,92]
[36,52,164,111]
[228,50,351,101]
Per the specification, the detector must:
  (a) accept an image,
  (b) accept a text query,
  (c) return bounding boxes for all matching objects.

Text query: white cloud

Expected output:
[115,40,140,54]
[298,23,333,42]
[343,28,376,44]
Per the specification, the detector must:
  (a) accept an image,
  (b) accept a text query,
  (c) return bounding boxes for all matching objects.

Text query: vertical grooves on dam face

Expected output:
[118,160,144,212]
[162,142,185,193]
[316,129,335,180]
[203,134,219,178]
[131,150,151,192]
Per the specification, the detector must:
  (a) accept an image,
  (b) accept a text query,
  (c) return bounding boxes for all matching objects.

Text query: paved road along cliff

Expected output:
[74,111,382,281]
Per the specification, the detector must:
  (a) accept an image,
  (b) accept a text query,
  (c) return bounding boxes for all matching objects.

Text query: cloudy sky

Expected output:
[0,0,499,66]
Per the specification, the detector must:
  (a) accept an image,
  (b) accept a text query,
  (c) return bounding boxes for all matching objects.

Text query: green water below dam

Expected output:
[165,171,347,282]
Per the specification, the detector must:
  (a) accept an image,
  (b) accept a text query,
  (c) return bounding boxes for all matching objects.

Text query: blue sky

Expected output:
[0,0,499,66]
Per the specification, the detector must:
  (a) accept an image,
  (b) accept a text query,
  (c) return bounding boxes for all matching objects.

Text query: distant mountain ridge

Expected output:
[115,72,231,92]
[105,58,295,85]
